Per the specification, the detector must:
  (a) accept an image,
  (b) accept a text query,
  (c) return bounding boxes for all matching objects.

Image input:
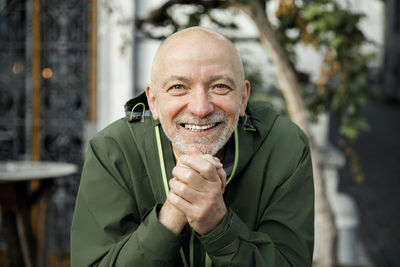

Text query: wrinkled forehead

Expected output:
[160,27,231,52]
[151,29,244,83]
[161,39,235,67]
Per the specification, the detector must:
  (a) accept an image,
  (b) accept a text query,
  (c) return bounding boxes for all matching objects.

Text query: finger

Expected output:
[195,155,225,188]
[177,156,226,192]
[172,165,207,191]
[176,155,222,169]
[188,148,222,169]
[167,190,194,217]
[179,155,220,182]
[216,167,227,191]
[179,148,222,170]
[198,155,225,190]
[169,178,201,203]
[201,154,223,169]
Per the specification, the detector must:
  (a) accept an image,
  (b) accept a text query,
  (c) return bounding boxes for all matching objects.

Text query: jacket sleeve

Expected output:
[70,137,185,267]
[199,144,314,266]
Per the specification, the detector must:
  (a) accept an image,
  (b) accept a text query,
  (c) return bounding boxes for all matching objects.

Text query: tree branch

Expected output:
[136,0,232,29]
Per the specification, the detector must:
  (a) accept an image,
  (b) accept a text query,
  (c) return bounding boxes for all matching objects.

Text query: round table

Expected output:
[0,161,77,267]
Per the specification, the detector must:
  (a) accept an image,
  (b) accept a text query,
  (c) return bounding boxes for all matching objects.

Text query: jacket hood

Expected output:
[124,92,153,122]
[123,92,279,180]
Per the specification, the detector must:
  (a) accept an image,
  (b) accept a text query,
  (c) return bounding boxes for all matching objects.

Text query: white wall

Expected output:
[346,0,385,67]
[134,0,167,95]
[96,0,135,132]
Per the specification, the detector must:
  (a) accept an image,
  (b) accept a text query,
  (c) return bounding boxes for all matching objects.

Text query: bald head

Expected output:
[151,27,245,86]
[145,27,251,156]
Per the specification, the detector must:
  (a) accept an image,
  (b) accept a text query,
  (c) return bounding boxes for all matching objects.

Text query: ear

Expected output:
[146,84,159,120]
[239,80,251,117]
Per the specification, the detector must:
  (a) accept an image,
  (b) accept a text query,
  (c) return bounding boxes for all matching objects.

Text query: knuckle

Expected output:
[171,181,184,194]
[204,162,214,174]
[178,183,187,195]
[172,167,179,177]
[167,193,177,204]
[194,209,204,221]
[169,179,179,190]
[183,170,194,182]
[203,155,215,162]
[187,217,195,225]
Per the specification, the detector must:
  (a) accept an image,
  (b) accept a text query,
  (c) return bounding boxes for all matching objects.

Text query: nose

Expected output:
[187,88,214,118]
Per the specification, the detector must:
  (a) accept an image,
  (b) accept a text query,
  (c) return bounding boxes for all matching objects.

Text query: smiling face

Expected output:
[146,27,250,156]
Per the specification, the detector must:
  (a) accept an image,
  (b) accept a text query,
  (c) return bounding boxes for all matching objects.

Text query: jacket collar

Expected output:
[124,92,279,187]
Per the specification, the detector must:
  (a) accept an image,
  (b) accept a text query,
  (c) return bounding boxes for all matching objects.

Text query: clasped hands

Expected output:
[158,148,227,236]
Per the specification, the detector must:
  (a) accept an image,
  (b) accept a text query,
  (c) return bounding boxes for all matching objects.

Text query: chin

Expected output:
[180,141,225,156]
[192,144,215,155]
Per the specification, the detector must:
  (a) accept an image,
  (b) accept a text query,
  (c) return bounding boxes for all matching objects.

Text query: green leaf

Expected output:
[301,5,326,20]
[339,125,358,139]
[331,35,345,48]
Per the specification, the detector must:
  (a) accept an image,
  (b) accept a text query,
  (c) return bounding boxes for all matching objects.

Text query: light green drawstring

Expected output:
[155,126,240,267]
[129,102,146,122]
[155,125,189,267]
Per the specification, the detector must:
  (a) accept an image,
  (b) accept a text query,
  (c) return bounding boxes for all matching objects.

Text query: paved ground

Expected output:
[332,98,400,267]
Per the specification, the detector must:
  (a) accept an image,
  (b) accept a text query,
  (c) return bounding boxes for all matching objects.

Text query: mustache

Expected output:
[173,112,229,125]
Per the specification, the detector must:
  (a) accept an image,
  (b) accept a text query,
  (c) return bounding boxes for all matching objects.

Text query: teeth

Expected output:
[184,123,216,131]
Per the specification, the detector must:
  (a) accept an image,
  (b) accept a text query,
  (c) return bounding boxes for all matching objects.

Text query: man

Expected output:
[71,27,314,266]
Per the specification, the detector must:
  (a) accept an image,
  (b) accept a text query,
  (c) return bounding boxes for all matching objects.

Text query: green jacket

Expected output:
[71,93,314,267]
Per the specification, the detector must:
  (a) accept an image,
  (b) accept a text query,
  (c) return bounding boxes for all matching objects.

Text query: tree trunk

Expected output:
[235,1,338,266]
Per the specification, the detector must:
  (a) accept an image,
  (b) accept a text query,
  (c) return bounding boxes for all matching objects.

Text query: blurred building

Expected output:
[0,0,93,264]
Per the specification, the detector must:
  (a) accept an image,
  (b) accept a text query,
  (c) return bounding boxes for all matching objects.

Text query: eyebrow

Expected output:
[209,75,237,88]
[161,74,237,89]
[161,76,190,89]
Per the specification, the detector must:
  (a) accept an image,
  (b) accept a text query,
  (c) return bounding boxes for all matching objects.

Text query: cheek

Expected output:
[213,96,241,118]
[158,97,186,122]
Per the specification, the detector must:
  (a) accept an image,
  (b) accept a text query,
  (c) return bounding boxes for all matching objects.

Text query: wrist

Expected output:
[158,200,187,234]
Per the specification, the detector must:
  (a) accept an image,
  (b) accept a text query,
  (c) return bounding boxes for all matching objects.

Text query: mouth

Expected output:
[181,123,219,132]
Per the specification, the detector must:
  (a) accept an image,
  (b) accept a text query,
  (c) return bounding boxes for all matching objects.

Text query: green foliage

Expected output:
[275,0,372,139]
[136,0,372,140]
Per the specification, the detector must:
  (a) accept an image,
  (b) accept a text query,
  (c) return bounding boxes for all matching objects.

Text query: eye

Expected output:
[212,84,231,94]
[167,84,188,96]
[172,85,184,90]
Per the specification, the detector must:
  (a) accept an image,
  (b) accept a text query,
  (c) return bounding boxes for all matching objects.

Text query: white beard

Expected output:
[158,107,240,156]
